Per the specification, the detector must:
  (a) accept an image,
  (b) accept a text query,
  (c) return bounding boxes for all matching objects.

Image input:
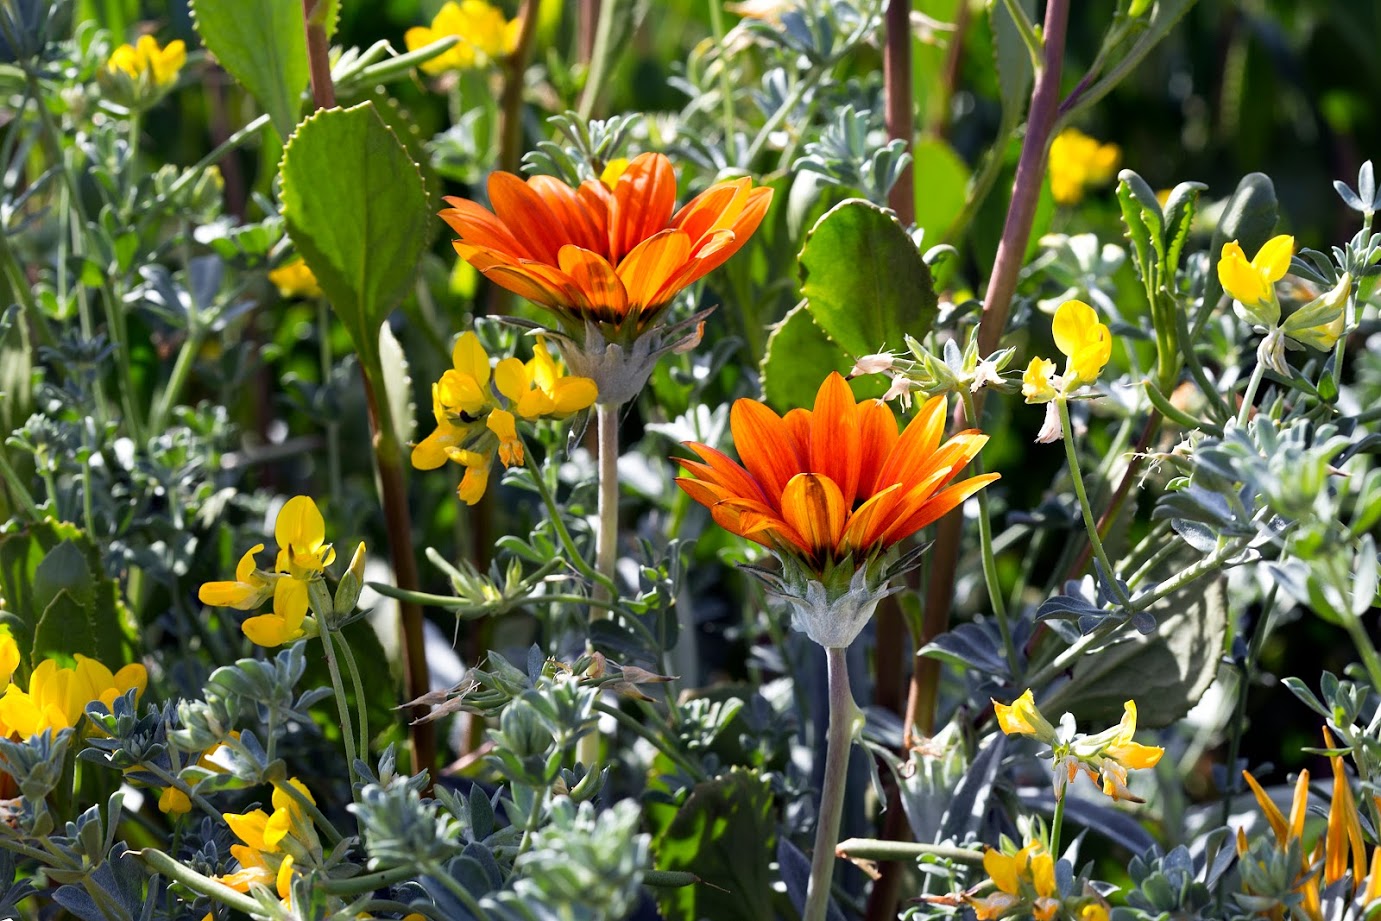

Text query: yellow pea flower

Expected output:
[263,779,316,849]
[413,331,597,505]
[404,1,520,74]
[1281,272,1351,352]
[1068,700,1164,803]
[1218,235,1293,327]
[1051,299,1112,387]
[0,655,146,737]
[495,336,600,421]
[108,34,186,88]
[274,496,335,578]
[968,841,1060,921]
[0,628,19,688]
[159,786,192,816]
[267,259,322,300]
[992,689,1059,744]
[1021,357,1058,404]
[198,544,273,611]
[1048,128,1120,206]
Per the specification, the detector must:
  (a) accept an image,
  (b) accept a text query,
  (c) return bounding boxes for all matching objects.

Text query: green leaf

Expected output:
[798,199,938,360]
[647,769,776,921]
[912,138,970,241]
[279,103,431,369]
[0,526,133,671]
[378,323,416,449]
[760,304,884,413]
[1056,578,1229,729]
[1163,181,1208,277]
[989,0,1035,127]
[1205,172,1278,310]
[191,0,309,142]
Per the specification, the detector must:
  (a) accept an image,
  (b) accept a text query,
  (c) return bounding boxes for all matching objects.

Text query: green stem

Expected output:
[321,865,421,896]
[140,762,220,823]
[520,436,615,592]
[1049,792,1066,859]
[576,0,618,119]
[515,788,546,859]
[960,390,1017,675]
[1343,611,1381,694]
[804,646,858,921]
[136,848,263,916]
[427,861,495,920]
[1057,398,1131,608]
[834,838,985,867]
[336,628,371,767]
[707,0,736,145]
[320,628,359,789]
[592,402,620,613]
[1236,360,1267,427]
[593,699,704,781]
[158,113,270,207]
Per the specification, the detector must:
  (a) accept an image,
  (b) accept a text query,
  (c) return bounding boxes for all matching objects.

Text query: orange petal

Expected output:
[528,175,606,254]
[609,152,676,264]
[558,245,629,316]
[730,398,804,510]
[674,476,740,512]
[440,197,528,257]
[782,408,812,461]
[837,482,903,555]
[670,178,750,243]
[676,186,773,284]
[616,229,692,311]
[855,398,900,497]
[780,473,846,557]
[678,444,768,503]
[1242,770,1290,844]
[649,229,737,305]
[1288,769,1310,845]
[477,260,590,312]
[880,473,1000,546]
[873,394,948,490]
[488,171,564,265]
[809,372,862,508]
[710,498,806,554]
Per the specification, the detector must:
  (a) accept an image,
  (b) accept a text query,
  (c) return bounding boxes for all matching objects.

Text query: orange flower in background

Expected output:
[440,152,773,330]
[676,373,998,573]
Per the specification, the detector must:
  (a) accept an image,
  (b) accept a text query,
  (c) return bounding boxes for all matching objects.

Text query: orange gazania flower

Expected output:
[439,152,773,330]
[675,373,999,572]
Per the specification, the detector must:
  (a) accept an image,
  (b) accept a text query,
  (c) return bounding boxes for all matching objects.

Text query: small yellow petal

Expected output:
[1253,234,1295,283]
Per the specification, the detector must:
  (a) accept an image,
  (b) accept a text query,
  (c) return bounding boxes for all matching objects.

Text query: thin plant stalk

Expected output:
[319,627,360,790]
[1057,398,1131,608]
[1236,361,1267,427]
[1049,793,1066,858]
[333,627,371,772]
[592,402,620,610]
[960,389,1017,673]
[577,0,618,119]
[804,646,859,921]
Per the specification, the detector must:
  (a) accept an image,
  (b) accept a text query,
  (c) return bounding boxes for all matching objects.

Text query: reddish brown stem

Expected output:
[303,0,336,110]
[883,0,915,225]
[300,0,435,776]
[908,0,1072,743]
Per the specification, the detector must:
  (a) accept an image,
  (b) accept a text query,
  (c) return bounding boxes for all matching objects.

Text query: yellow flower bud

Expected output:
[1282,273,1351,351]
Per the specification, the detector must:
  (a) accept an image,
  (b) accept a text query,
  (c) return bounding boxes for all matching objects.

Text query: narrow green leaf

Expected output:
[989,0,1036,127]
[798,199,938,360]
[280,103,431,368]
[191,0,309,142]
[378,323,416,448]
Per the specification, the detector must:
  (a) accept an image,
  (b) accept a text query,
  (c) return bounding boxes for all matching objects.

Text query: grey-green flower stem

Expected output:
[960,388,1018,675]
[1057,398,1133,609]
[320,626,360,790]
[592,402,621,613]
[804,646,858,921]
[136,848,263,916]
[835,838,985,868]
